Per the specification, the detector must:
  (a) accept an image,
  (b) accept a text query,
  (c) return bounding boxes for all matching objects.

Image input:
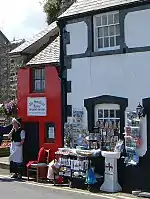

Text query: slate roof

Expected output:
[58,0,143,19]
[26,36,60,65]
[10,21,57,55]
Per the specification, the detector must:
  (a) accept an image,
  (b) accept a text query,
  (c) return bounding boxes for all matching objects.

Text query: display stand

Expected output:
[100,151,122,193]
[53,151,89,188]
[53,150,102,189]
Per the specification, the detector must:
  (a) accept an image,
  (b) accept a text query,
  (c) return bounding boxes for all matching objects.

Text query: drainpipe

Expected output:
[57,20,66,147]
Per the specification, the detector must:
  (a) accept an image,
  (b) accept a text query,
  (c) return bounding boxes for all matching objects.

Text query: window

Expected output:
[97,109,120,124]
[45,123,55,143]
[94,11,120,51]
[32,68,45,92]
[94,104,120,151]
[95,104,120,130]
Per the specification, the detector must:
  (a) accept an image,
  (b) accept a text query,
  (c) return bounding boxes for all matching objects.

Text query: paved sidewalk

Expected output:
[0,156,9,169]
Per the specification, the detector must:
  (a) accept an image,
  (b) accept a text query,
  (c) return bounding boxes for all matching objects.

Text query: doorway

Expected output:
[23,122,39,166]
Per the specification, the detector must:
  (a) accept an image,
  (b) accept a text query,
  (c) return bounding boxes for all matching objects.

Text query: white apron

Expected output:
[9,141,23,163]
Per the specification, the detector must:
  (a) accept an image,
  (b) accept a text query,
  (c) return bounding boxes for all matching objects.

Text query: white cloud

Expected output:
[0,0,47,41]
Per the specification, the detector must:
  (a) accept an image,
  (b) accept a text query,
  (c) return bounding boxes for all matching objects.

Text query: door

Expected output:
[23,122,39,166]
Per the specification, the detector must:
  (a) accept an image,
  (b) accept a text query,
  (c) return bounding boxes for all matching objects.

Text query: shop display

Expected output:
[89,119,120,151]
[125,127,141,148]
[53,148,103,188]
[64,108,86,148]
[124,147,139,166]
[124,112,141,166]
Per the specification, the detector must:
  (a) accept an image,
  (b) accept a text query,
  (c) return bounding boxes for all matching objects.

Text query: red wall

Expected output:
[17,65,62,156]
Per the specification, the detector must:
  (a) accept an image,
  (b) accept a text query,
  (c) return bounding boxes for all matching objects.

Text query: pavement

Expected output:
[0,173,139,199]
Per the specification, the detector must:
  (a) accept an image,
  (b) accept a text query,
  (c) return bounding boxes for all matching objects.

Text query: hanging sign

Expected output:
[27,97,47,116]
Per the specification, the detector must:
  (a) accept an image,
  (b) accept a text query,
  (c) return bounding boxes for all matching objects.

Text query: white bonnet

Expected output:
[12,118,21,126]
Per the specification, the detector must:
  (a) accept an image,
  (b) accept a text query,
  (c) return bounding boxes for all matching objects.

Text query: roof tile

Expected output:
[26,36,60,65]
[59,0,142,18]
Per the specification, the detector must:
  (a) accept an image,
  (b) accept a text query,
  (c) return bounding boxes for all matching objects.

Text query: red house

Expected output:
[10,22,62,162]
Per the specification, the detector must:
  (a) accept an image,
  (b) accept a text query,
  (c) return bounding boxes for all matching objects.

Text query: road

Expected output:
[0,176,108,199]
[0,170,139,199]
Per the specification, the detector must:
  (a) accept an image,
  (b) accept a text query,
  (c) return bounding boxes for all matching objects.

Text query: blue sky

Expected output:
[0,0,48,41]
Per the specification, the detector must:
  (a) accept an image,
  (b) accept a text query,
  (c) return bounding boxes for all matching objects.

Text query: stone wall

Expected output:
[0,42,10,102]
[0,38,25,102]
[9,55,25,99]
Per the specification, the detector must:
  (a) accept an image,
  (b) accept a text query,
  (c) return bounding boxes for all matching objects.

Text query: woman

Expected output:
[8,118,25,179]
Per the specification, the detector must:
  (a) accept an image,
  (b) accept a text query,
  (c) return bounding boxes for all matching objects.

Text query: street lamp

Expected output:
[136,102,145,119]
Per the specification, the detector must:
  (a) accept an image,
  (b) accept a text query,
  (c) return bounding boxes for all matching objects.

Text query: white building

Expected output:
[58,0,150,143]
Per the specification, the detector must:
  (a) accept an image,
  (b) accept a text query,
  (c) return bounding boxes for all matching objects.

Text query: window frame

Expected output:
[93,11,120,52]
[95,104,120,127]
[32,67,45,93]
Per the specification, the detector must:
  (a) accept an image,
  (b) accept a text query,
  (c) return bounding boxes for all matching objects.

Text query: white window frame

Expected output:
[93,11,120,52]
[94,104,120,126]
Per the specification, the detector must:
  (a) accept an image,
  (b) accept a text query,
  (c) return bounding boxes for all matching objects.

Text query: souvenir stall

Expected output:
[47,115,124,192]
[47,102,148,193]
[52,148,101,190]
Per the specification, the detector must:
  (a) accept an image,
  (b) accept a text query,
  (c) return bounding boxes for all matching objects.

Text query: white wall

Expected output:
[125,9,150,48]
[66,21,88,55]
[66,8,150,127]
[68,51,150,114]
[66,8,150,55]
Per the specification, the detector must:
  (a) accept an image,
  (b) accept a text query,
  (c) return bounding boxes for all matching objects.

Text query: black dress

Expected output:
[10,128,25,175]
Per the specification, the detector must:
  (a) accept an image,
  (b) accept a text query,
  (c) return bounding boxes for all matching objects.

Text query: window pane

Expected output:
[104,37,109,48]
[96,17,101,26]
[34,69,41,79]
[116,110,120,118]
[98,109,103,118]
[110,36,115,46]
[104,110,109,117]
[41,80,45,90]
[41,69,45,79]
[114,13,119,23]
[104,26,108,36]
[115,24,120,35]
[102,15,107,25]
[109,25,115,36]
[34,80,41,91]
[110,110,114,118]
[97,27,103,37]
[116,36,120,45]
[108,14,113,24]
[98,38,103,48]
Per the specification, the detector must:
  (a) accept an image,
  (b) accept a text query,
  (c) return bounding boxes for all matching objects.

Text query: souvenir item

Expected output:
[96,121,100,127]
[105,121,109,129]
[109,121,113,129]
[114,140,124,152]
[74,160,79,171]
[85,168,97,185]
